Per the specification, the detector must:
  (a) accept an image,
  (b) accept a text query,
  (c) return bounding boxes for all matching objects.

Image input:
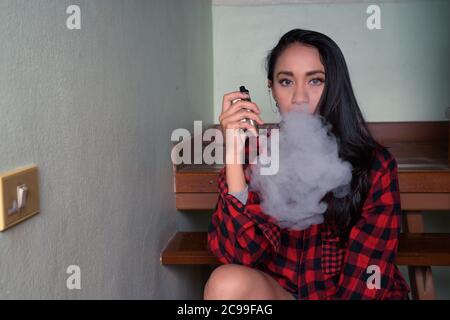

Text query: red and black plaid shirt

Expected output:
[207,134,411,300]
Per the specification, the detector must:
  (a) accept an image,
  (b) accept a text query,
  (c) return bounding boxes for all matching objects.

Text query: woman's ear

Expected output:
[267,80,272,89]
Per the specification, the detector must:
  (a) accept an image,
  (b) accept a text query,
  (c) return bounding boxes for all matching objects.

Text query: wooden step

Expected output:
[161,232,450,266]
[161,232,219,265]
[174,164,450,194]
[175,192,450,211]
[396,233,450,266]
[173,156,450,211]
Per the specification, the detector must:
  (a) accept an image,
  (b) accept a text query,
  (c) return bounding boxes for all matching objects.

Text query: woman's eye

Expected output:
[309,78,325,86]
[279,79,292,86]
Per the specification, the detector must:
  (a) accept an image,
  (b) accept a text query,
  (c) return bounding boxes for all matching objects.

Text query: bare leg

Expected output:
[203,264,295,300]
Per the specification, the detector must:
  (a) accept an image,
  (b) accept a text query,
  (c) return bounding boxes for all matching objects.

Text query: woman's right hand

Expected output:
[219,91,264,162]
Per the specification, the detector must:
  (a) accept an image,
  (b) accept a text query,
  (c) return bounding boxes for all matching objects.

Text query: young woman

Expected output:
[204,29,410,300]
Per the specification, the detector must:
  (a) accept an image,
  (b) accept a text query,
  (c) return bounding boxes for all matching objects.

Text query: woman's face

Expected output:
[268,43,326,115]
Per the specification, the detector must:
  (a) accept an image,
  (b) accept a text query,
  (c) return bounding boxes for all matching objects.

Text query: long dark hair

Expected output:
[266,29,381,246]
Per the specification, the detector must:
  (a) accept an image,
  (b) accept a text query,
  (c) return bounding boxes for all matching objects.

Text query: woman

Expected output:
[204,29,410,300]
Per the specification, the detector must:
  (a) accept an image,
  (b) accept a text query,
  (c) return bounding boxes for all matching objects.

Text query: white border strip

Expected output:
[213,0,424,6]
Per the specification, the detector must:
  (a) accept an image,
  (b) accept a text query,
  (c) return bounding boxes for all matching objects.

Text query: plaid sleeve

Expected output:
[207,163,281,267]
[330,152,408,299]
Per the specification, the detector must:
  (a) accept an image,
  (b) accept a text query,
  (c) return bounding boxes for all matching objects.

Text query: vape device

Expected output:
[239,86,258,132]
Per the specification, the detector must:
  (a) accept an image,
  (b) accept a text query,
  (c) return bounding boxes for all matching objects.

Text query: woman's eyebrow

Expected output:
[305,70,325,76]
[276,70,325,77]
[276,71,294,77]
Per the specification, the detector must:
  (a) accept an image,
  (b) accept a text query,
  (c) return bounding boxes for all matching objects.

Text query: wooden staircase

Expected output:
[162,122,450,299]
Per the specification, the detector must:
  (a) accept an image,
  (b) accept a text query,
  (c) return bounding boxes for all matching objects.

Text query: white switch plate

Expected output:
[0,165,40,231]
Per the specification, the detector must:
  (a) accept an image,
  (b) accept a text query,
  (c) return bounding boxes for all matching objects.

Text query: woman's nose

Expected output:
[292,84,308,105]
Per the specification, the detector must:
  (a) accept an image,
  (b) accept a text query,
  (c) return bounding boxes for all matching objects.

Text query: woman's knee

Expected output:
[203,264,271,300]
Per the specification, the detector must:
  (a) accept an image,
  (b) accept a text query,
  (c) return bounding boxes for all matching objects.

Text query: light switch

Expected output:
[0,165,40,231]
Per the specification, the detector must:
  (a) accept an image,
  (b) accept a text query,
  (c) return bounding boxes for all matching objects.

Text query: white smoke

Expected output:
[249,104,353,230]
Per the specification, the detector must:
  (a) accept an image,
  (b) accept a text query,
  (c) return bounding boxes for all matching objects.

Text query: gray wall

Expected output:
[0,0,213,299]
